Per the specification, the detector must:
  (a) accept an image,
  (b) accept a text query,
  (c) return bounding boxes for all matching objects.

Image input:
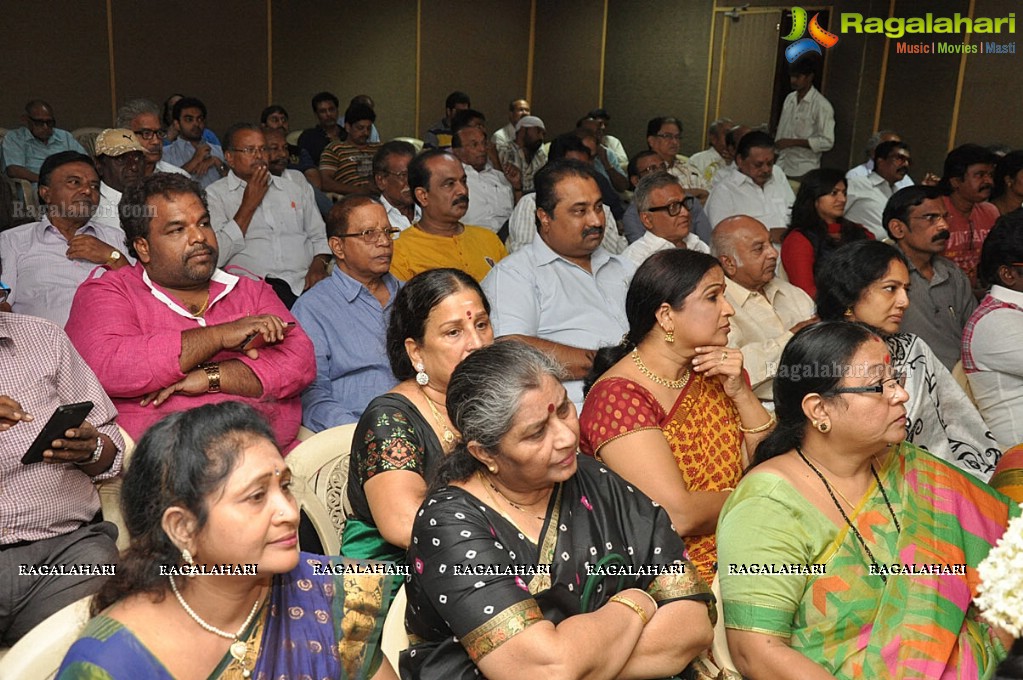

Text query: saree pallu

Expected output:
[402,456,714,679]
[57,554,398,680]
[718,442,1018,679]
[990,445,1023,504]
[580,374,744,583]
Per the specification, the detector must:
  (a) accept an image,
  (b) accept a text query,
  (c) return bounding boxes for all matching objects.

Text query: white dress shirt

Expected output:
[506,193,626,255]
[846,160,914,190]
[206,171,328,296]
[93,182,123,230]
[705,165,795,230]
[689,147,728,187]
[378,195,421,231]
[622,231,709,268]
[775,86,835,178]
[491,123,515,147]
[845,171,898,239]
[462,161,515,233]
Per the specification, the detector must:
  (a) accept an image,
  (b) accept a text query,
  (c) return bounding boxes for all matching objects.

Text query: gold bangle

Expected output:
[609,594,650,625]
[738,412,776,434]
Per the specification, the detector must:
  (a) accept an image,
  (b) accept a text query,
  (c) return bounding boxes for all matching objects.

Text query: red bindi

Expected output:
[883,354,891,364]
[548,403,556,413]
[466,311,472,318]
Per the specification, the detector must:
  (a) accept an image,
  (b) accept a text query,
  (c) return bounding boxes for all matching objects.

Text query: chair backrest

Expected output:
[0,595,93,679]
[287,423,357,555]
[381,584,409,673]
[71,127,104,159]
[710,575,739,673]
[285,130,302,147]
[951,360,979,407]
[96,426,136,552]
[391,137,424,153]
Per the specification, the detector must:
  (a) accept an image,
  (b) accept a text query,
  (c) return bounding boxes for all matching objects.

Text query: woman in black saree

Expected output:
[402,341,714,679]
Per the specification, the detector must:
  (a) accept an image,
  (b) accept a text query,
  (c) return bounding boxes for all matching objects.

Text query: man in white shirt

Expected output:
[689,117,733,187]
[712,215,816,400]
[775,56,834,179]
[92,129,146,230]
[371,141,420,231]
[847,130,913,189]
[845,140,913,239]
[482,160,634,409]
[452,125,514,235]
[623,171,709,268]
[491,98,530,147]
[706,131,795,241]
[206,124,330,307]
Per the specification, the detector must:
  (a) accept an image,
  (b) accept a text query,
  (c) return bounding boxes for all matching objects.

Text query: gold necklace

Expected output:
[478,471,546,521]
[190,292,211,318]
[419,385,455,445]
[631,349,690,389]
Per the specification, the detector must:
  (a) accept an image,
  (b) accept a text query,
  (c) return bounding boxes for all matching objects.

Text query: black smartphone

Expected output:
[20,401,95,465]
[239,322,295,351]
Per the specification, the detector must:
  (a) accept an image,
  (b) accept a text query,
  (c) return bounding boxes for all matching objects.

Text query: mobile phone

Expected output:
[239,322,296,351]
[21,401,95,465]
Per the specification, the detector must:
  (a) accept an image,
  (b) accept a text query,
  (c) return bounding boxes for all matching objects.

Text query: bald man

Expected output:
[711,215,816,400]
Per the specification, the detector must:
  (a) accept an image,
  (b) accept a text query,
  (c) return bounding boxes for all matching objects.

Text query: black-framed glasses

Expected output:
[823,370,907,397]
[646,196,695,217]
[637,161,670,177]
[337,227,400,243]
[28,116,56,128]
[133,128,167,141]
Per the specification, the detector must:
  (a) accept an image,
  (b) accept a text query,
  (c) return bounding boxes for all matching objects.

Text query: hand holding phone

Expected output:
[21,401,94,464]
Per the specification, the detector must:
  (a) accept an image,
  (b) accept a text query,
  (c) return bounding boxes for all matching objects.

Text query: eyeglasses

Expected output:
[133,128,167,141]
[653,133,681,141]
[28,117,56,128]
[910,212,948,224]
[381,170,409,180]
[637,162,670,177]
[231,146,268,157]
[0,281,9,304]
[646,196,695,217]
[823,370,907,397]
[337,227,400,243]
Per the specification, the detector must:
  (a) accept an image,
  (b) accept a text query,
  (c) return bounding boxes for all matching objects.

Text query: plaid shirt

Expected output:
[0,314,123,543]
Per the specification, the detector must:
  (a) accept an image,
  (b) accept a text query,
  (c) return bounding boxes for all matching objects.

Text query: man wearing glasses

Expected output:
[206,124,330,308]
[116,98,189,178]
[291,196,402,429]
[1,100,85,185]
[372,141,420,231]
[621,150,714,246]
[712,215,816,401]
[623,171,709,269]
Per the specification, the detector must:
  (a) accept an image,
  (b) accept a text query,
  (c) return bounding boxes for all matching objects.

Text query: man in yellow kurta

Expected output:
[390,149,507,283]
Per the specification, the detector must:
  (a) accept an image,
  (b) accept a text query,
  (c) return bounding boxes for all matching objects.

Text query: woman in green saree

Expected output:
[717,322,1018,679]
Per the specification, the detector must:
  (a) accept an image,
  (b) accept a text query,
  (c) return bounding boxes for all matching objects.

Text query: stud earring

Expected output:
[415,362,429,386]
[817,421,831,433]
[664,329,675,344]
[843,308,853,317]
[488,466,497,474]
[182,548,197,577]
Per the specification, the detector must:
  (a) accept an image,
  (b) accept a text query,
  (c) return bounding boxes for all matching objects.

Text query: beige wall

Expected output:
[1,1,1019,178]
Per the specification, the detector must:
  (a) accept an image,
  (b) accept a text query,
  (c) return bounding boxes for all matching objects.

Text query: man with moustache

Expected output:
[92,129,147,230]
[0,152,130,326]
[390,149,506,282]
[452,124,514,235]
[885,185,977,370]
[260,104,321,189]
[116,98,190,178]
[372,141,420,231]
[497,115,547,193]
[939,144,1000,291]
[712,216,816,400]
[482,160,634,410]
[845,140,913,239]
[161,97,228,189]
[492,98,530,147]
[65,172,314,450]
[291,196,402,429]
[623,171,709,268]
[206,124,330,307]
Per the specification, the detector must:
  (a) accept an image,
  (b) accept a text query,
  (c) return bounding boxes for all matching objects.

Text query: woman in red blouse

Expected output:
[782,168,873,298]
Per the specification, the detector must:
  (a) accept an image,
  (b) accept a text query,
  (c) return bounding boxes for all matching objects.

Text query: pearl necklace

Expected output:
[168,575,263,678]
[631,349,690,389]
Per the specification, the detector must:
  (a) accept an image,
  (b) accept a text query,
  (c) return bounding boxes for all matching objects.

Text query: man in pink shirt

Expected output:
[939,143,999,294]
[65,173,314,450]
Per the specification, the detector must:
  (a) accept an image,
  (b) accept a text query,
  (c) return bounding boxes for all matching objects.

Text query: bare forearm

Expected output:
[5,165,37,182]
[179,327,229,371]
[617,602,711,679]
[665,489,730,536]
[734,641,835,680]
[232,202,259,235]
[220,360,263,397]
[733,389,774,454]
[501,335,593,379]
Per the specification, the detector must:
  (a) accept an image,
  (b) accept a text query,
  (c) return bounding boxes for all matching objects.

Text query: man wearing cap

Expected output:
[492,98,531,147]
[92,129,147,230]
[207,124,330,308]
[115,98,190,179]
[497,115,547,194]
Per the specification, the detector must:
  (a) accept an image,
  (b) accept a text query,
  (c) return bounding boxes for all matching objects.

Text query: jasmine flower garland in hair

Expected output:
[976,513,1023,637]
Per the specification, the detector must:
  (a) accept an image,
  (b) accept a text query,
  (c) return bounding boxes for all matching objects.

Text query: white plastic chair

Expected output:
[287,424,357,554]
[0,595,93,679]
[711,575,740,673]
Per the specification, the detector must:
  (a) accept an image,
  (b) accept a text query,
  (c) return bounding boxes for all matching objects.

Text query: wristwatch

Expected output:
[201,362,222,393]
[77,437,104,466]
[106,250,122,267]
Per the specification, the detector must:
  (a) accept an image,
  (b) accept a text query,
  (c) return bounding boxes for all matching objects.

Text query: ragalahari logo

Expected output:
[783,7,839,62]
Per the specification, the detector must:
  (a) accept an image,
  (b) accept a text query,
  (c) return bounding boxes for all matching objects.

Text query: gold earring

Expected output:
[488,466,497,474]
[843,308,853,317]
[817,421,830,433]
[664,329,675,344]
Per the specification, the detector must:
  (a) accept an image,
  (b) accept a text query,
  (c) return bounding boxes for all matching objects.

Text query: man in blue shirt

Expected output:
[161,97,227,189]
[1,100,85,184]
[292,195,402,429]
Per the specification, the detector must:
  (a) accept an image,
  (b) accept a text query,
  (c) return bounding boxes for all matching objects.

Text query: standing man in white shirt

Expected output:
[371,140,420,231]
[206,124,330,307]
[706,131,795,242]
[774,56,835,181]
[452,124,514,237]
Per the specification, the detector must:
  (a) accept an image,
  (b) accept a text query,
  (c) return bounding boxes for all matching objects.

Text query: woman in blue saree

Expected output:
[58,402,398,680]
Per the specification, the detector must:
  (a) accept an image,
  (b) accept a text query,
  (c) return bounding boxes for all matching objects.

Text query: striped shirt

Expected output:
[319,141,381,190]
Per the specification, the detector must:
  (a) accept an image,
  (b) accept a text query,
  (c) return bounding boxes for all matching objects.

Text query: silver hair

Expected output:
[864,129,898,158]
[708,117,734,136]
[116,98,161,128]
[447,342,568,453]
[710,220,744,266]
[634,171,682,213]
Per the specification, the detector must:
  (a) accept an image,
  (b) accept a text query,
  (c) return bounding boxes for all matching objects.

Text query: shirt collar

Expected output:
[378,195,420,220]
[531,234,611,270]
[38,214,101,239]
[331,265,399,305]
[140,267,238,327]
[725,275,778,305]
[991,284,1023,308]
[226,170,281,191]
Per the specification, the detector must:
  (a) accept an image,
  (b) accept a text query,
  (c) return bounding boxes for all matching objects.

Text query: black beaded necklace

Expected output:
[796,447,901,583]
